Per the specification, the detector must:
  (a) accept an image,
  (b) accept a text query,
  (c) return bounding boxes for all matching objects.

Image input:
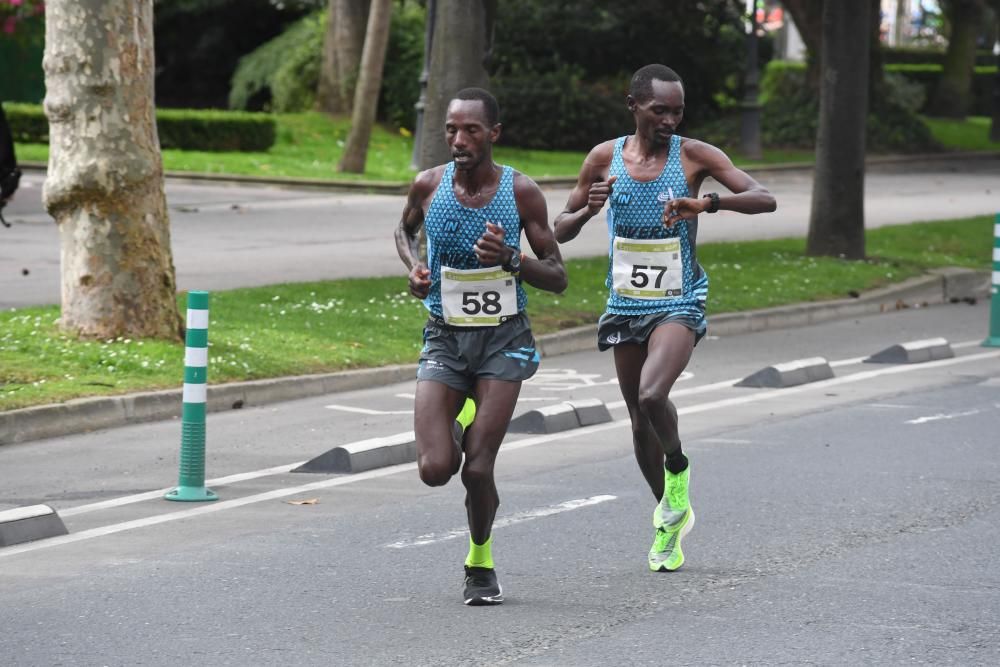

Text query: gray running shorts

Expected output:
[416,313,540,392]
[597,310,707,352]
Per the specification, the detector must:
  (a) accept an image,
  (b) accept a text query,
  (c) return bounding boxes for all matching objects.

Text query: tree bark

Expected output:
[927,0,986,118]
[780,0,823,87]
[417,0,495,170]
[43,0,182,340]
[337,0,393,173]
[317,0,370,114]
[807,0,870,260]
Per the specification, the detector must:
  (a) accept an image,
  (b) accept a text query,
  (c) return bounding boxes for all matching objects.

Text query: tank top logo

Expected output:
[445,218,460,233]
[615,191,632,206]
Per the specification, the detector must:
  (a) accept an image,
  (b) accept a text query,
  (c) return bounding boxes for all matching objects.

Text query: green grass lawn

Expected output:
[14,112,813,182]
[1,215,992,412]
[922,116,1000,152]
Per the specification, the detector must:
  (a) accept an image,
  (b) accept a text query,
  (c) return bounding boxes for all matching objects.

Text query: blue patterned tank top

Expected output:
[422,162,527,318]
[605,134,708,316]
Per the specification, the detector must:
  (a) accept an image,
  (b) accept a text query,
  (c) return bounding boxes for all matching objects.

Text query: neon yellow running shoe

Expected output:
[653,466,690,528]
[649,465,693,571]
[648,506,694,572]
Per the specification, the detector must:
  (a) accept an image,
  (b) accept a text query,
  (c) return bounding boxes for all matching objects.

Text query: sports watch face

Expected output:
[504,250,521,273]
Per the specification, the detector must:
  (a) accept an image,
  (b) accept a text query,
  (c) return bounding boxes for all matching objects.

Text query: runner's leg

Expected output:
[638,322,695,472]
[414,379,468,486]
[461,378,521,543]
[613,342,666,501]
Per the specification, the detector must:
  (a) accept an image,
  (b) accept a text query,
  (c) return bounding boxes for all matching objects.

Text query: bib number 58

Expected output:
[462,290,502,315]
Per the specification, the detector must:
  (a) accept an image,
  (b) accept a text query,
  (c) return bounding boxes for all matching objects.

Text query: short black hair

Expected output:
[629,64,683,103]
[452,87,500,126]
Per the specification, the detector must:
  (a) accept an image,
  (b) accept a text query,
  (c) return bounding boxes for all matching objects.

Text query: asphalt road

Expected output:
[1,299,998,665]
[2,157,999,309]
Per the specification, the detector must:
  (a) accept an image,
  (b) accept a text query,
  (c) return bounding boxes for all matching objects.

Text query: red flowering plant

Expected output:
[1,0,45,36]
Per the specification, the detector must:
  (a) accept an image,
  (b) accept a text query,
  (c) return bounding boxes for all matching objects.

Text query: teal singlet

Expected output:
[605,134,708,316]
[422,162,527,319]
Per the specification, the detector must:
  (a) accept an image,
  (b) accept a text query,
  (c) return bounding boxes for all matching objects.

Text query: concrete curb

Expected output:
[0,268,990,447]
[20,150,1000,193]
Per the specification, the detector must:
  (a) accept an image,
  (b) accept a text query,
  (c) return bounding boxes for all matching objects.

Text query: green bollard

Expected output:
[165,291,218,502]
[985,214,1000,348]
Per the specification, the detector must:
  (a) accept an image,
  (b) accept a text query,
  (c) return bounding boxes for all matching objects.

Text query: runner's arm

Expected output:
[513,173,567,294]
[395,170,438,299]
[553,142,615,243]
[664,141,776,227]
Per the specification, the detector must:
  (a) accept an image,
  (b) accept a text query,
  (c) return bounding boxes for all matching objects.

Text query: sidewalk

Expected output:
[0,266,989,447]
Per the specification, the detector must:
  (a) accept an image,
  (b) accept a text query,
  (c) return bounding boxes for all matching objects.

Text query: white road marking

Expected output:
[905,409,981,425]
[383,495,617,549]
[6,345,995,559]
[698,438,754,444]
[60,461,309,517]
[325,404,413,415]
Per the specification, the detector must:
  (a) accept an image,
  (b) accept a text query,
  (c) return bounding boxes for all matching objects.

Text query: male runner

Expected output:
[395,87,567,605]
[554,64,776,572]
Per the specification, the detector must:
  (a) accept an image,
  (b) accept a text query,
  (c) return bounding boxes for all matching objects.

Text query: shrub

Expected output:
[886,64,998,116]
[882,46,995,67]
[757,61,937,152]
[8,104,276,152]
[229,11,326,113]
[493,66,633,151]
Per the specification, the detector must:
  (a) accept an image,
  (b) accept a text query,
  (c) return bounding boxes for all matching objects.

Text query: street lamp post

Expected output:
[410,0,437,170]
[991,37,1000,143]
[741,0,763,160]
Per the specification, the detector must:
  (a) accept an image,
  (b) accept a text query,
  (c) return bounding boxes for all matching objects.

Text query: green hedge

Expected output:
[885,63,998,116]
[493,66,633,151]
[754,61,938,152]
[6,104,276,152]
[882,46,996,67]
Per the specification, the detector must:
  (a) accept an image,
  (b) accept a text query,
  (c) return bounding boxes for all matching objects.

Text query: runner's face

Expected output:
[445,100,499,171]
[630,79,685,146]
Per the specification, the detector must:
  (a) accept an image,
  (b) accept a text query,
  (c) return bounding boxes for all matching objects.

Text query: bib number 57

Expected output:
[630,265,668,289]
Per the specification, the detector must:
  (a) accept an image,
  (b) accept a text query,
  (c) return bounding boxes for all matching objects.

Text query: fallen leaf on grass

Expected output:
[286,498,320,506]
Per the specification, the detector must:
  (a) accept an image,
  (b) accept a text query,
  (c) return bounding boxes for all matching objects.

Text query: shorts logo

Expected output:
[605,331,622,345]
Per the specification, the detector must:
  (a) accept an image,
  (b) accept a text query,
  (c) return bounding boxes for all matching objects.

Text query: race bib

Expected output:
[440,265,517,326]
[612,236,683,300]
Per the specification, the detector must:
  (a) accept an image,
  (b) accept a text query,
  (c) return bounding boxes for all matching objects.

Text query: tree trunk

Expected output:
[807,0,870,260]
[417,0,495,170]
[927,0,986,118]
[780,0,823,88]
[337,0,393,173]
[869,0,885,100]
[317,0,370,114]
[42,0,182,340]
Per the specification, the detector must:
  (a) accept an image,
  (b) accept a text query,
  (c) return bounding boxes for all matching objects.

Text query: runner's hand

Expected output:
[474,222,510,266]
[663,196,705,228]
[587,175,617,215]
[408,263,431,299]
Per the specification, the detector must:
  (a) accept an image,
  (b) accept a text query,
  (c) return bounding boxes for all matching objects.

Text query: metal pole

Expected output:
[410,0,437,170]
[165,291,218,502]
[984,214,1000,348]
[740,0,763,160]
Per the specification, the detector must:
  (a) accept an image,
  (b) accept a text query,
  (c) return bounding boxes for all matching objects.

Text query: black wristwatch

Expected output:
[501,249,522,275]
[702,192,720,213]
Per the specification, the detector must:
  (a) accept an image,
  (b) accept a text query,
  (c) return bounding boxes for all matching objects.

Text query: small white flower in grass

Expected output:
[272,295,281,301]
[733,264,742,270]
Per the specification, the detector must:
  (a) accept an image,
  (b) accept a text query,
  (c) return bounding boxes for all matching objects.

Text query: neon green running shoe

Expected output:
[648,506,694,572]
[653,465,690,529]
